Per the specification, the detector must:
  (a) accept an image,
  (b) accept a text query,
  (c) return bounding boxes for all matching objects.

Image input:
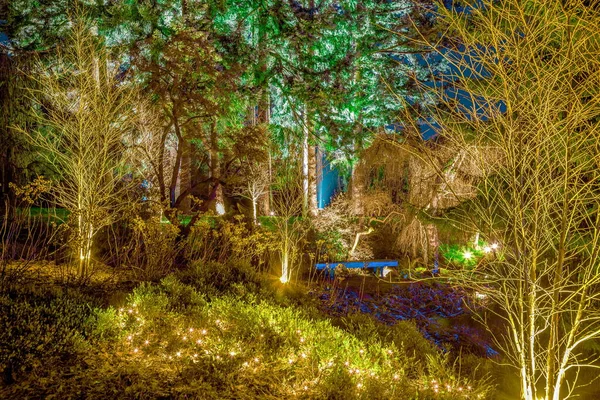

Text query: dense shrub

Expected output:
[0,288,94,384]
[1,278,492,398]
[178,260,265,298]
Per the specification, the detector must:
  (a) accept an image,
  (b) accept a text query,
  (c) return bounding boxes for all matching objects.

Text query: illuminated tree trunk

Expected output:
[258,89,271,216]
[302,123,309,213]
[208,119,224,215]
[262,150,272,216]
[302,104,318,216]
[178,140,192,214]
[169,125,183,208]
[351,158,367,215]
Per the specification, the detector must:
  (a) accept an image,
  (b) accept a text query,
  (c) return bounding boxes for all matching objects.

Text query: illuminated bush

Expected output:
[1,278,491,398]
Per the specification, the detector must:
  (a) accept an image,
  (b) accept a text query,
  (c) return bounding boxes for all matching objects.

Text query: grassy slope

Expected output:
[0,274,490,399]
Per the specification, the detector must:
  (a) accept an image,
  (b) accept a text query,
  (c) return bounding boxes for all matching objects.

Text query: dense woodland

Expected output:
[1,1,600,399]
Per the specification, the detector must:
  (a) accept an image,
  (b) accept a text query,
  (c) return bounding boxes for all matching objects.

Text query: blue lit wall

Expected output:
[317,151,340,209]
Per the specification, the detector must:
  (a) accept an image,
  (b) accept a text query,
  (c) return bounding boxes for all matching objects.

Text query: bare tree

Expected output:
[400,1,600,399]
[271,166,308,284]
[232,162,271,225]
[16,17,138,280]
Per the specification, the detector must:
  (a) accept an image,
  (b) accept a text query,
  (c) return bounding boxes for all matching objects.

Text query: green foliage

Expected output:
[185,215,277,267]
[1,278,491,399]
[0,288,94,383]
[127,216,181,281]
[440,243,485,269]
[177,260,264,299]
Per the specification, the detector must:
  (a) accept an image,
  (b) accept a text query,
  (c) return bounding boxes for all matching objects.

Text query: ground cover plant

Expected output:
[0,275,491,399]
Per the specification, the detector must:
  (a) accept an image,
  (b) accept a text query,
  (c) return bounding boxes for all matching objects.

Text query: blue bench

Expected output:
[315,260,399,279]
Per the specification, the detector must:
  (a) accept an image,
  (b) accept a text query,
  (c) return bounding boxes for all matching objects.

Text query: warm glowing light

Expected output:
[463,251,472,259]
[483,246,491,253]
[216,202,225,215]
[475,292,487,300]
[491,243,499,249]
[280,275,288,284]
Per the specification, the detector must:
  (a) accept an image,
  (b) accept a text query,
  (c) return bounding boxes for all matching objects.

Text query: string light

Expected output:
[491,243,499,249]
[463,251,472,259]
[112,299,480,396]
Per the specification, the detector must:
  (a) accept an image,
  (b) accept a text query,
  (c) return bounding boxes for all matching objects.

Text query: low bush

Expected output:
[1,277,491,399]
[0,287,94,384]
[178,260,265,298]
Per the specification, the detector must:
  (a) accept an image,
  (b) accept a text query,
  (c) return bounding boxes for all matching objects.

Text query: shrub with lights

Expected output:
[1,276,491,398]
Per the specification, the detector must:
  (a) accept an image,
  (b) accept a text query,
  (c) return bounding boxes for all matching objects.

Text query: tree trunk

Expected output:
[169,133,183,208]
[258,90,271,216]
[178,140,192,213]
[351,158,367,215]
[302,118,309,214]
[208,119,224,214]
[302,103,318,216]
